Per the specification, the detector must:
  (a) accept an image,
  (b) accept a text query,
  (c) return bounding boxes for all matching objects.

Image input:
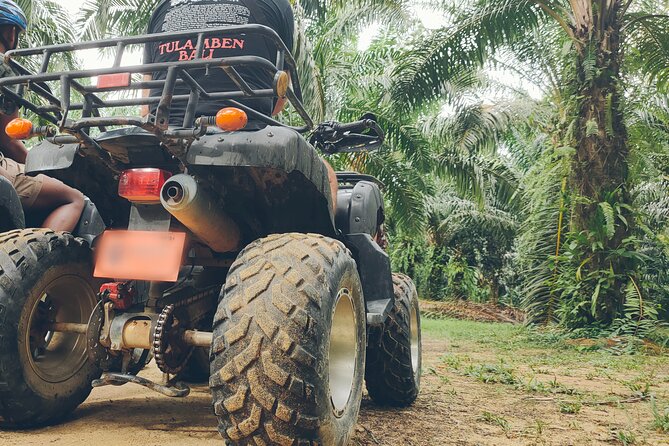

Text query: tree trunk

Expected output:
[570,0,630,323]
[489,276,500,306]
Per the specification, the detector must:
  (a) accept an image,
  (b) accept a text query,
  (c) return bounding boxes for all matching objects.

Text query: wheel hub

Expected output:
[26,276,96,383]
[410,304,419,374]
[328,288,357,417]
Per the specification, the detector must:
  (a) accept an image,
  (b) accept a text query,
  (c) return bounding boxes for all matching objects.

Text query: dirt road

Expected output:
[1,318,668,445]
[5,344,445,446]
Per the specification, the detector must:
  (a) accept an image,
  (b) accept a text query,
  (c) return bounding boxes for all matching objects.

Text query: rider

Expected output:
[0,0,84,232]
[142,0,338,208]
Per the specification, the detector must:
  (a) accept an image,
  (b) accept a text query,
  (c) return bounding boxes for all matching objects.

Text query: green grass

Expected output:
[464,362,518,385]
[558,401,582,414]
[422,318,669,373]
[651,396,669,433]
[422,318,520,343]
[478,411,510,432]
[615,430,637,445]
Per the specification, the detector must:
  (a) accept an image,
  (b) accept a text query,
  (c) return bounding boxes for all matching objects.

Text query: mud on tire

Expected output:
[210,233,366,445]
[0,229,101,427]
[365,273,421,406]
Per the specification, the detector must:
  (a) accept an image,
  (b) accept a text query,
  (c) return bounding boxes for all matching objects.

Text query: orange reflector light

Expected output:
[97,73,131,89]
[118,168,172,203]
[5,118,33,140]
[215,107,248,131]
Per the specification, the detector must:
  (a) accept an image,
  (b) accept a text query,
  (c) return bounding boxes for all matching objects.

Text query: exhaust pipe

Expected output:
[160,174,241,252]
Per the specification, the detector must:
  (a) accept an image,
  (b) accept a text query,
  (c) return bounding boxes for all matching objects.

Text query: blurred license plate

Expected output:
[94,230,186,282]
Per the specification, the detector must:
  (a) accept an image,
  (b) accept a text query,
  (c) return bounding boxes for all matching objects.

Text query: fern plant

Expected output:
[611,278,662,339]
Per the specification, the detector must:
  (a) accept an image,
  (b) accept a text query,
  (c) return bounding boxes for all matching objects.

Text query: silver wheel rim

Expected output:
[25,275,96,383]
[329,288,357,417]
[410,303,419,374]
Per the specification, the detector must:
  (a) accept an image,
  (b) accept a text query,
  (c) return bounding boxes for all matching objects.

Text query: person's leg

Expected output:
[23,175,84,232]
[322,158,338,213]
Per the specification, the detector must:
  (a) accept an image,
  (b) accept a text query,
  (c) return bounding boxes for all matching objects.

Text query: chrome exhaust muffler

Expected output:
[160,174,241,252]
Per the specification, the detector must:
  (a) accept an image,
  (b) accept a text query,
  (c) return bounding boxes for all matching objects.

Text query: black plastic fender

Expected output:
[344,233,393,326]
[186,126,336,239]
[335,180,384,236]
[0,175,24,231]
[25,140,79,173]
[72,197,106,245]
[334,176,392,325]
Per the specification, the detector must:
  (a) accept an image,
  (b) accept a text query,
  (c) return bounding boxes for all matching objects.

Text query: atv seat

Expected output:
[95,127,172,166]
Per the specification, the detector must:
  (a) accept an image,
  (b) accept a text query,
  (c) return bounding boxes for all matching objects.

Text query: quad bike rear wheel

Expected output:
[365,273,421,406]
[210,233,366,445]
[0,229,101,427]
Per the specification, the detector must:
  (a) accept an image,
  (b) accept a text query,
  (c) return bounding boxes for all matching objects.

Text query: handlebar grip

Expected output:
[332,120,372,133]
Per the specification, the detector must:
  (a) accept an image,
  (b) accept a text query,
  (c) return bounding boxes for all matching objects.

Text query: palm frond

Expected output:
[77,0,158,40]
[624,13,669,92]
[390,0,552,110]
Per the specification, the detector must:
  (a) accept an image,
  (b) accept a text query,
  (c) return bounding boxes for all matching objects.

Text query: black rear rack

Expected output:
[0,24,313,135]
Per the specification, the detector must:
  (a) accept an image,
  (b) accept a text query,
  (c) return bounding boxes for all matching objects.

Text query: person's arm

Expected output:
[141,73,152,117]
[141,14,157,118]
[0,109,27,163]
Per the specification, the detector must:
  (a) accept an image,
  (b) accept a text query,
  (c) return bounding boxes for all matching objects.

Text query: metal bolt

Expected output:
[355,217,361,222]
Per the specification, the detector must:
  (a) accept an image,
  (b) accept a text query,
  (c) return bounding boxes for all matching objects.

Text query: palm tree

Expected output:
[19,0,74,47]
[392,0,669,323]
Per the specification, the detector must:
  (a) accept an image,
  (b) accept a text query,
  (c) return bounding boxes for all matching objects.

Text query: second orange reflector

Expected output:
[215,107,248,131]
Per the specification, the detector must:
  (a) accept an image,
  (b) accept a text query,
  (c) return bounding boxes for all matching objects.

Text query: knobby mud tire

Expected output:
[0,229,101,427]
[210,233,366,445]
[365,272,421,406]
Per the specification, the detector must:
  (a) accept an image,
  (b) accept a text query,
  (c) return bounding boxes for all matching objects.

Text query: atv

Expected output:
[0,25,421,445]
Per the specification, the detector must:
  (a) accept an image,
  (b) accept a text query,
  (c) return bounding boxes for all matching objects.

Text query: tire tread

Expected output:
[365,273,421,407]
[211,233,357,445]
[0,229,96,427]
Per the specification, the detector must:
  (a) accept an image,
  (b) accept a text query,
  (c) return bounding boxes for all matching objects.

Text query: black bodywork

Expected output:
[0,25,393,323]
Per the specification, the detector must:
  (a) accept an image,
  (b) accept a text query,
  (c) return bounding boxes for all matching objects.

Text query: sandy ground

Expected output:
[1,330,667,446]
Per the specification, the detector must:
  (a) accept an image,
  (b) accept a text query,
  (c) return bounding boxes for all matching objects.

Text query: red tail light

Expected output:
[118,168,172,203]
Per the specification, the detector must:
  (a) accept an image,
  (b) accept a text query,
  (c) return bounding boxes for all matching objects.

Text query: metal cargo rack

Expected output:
[0,24,313,141]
